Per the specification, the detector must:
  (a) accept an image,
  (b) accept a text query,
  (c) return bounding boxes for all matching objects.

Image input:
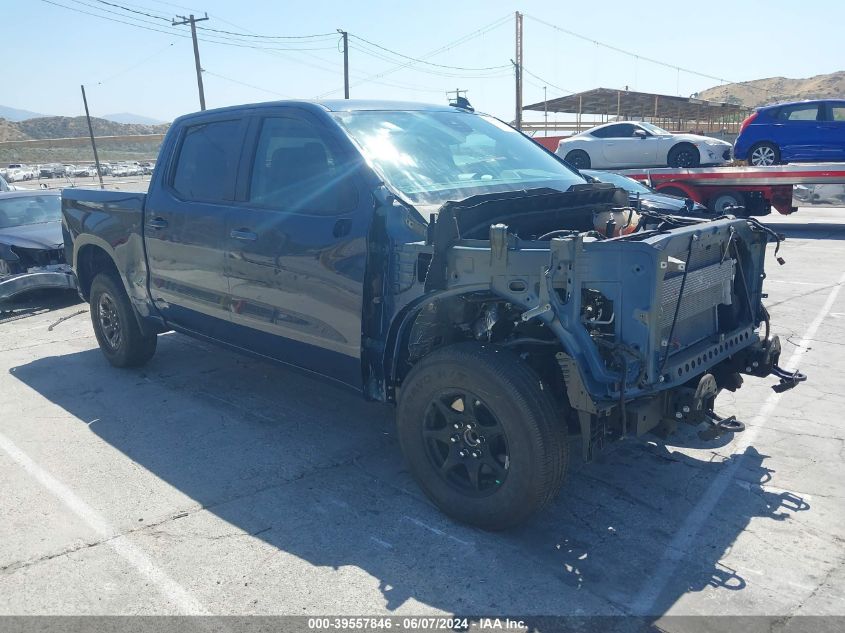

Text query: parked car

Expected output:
[581,169,713,216]
[0,174,13,192]
[40,164,65,179]
[7,164,35,181]
[0,190,76,301]
[62,100,793,529]
[557,121,733,169]
[734,99,845,166]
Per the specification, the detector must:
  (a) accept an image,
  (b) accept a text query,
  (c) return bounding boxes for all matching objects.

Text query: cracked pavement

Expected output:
[0,207,844,621]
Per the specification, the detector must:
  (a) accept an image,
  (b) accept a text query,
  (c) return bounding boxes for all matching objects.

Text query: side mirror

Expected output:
[633,129,648,139]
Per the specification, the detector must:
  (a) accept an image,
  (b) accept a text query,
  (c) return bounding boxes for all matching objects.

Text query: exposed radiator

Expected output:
[659,259,735,350]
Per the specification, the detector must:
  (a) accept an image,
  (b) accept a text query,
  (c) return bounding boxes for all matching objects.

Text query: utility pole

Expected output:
[514,11,523,131]
[543,86,548,136]
[338,29,349,99]
[80,85,104,190]
[173,13,209,110]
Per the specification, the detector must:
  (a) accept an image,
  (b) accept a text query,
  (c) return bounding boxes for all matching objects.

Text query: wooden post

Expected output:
[80,85,104,190]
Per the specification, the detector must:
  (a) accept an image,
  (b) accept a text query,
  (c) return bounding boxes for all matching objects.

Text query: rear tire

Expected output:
[563,150,591,170]
[708,190,746,215]
[90,272,157,368]
[748,142,780,166]
[667,143,700,168]
[396,343,567,530]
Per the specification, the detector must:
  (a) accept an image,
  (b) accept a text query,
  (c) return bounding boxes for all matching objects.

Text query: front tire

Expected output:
[396,343,567,530]
[90,272,157,368]
[667,144,700,168]
[563,150,591,170]
[748,142,779,166]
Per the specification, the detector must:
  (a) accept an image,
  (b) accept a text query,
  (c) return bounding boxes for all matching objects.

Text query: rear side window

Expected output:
[830,104,845,121]
[248,117,356,215]
[776,104,821,121]
[591,123,636,138]
[172,119,242,202]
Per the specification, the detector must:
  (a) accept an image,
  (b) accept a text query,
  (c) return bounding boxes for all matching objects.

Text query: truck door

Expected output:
[144,115,247,338]
[223,111,370,387]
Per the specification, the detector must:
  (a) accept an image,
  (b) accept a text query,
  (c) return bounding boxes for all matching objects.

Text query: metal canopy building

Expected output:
[522,87,750,135]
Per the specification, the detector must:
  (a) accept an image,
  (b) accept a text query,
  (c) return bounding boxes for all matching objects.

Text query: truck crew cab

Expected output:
[62,100,797,529]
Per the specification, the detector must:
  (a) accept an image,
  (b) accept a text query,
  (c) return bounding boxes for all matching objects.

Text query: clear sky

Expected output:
[4,0,842,123]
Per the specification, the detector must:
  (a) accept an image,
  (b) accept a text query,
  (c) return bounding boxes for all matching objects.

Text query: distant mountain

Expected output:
[0,105,47,122]
[9,116,169,140]
[697,70,845,108]
[101,112,167,125]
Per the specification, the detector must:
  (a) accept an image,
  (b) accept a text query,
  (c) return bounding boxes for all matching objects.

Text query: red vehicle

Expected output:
[615,164,845,216]
[532,134,845,216]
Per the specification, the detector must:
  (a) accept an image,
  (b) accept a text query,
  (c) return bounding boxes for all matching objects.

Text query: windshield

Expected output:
[0,195,61,228]
[639,122,671,136]
[334,109,585,206]
[583,170,652,195]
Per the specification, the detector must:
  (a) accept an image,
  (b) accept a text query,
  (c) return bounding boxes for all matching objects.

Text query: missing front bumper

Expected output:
[0,269,78,302]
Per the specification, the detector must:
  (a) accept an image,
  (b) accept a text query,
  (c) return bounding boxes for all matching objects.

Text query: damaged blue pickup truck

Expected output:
[61,100,801,529]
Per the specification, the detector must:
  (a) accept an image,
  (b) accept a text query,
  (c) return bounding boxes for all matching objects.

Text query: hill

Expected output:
[0,105,47,122]
[102,112,167,125]
[697,70,845,108]
[13,116,169,140]
[0,116,170,163]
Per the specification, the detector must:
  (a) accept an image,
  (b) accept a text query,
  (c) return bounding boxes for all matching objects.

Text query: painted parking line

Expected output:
[632,271,845,614]
[0,431,209,615]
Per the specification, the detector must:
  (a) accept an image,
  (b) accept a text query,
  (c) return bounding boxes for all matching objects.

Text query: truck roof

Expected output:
[172,99,469,126]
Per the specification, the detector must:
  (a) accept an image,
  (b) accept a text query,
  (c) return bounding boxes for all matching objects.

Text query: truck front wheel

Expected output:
[396,343,567,530]
[90,272,157,368]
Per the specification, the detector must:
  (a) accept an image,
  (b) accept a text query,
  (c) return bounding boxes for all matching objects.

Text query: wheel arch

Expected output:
[668,141,699,160]
[75,241,120,301]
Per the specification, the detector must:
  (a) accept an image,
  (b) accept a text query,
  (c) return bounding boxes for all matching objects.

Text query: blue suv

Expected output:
[734,99,845,165]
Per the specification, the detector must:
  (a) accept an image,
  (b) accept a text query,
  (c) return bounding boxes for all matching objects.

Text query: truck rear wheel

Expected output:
[396,343,567,530]
[90,272,157,368]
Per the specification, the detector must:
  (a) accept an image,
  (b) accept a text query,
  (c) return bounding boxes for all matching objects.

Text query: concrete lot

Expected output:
[0,208,843,621]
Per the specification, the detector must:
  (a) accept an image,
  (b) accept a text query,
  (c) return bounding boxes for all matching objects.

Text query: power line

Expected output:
[525,14,784,98]
[48,0,339,51]
[95,0,340,40]
[203,70,293,98]
[348,44,511,79]
[347,33,511,71]
[94,40,176,85]
[316,14,511,98]
[521,66,574,97]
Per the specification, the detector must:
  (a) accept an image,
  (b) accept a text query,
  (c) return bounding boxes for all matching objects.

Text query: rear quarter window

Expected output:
[171,119,243,202]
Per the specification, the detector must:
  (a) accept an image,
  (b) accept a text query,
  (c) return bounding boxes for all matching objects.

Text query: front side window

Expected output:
[172,119,242,202]
[248,117,356,215]
[638,122,670,135]
[777,104,820,121]
[335,109,584,207]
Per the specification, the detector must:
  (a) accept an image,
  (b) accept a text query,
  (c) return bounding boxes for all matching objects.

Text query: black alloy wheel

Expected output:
[422,390,509,496]
[96,291,123,351]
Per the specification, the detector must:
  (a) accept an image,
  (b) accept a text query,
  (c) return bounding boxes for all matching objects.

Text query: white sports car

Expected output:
[556,121,733,169]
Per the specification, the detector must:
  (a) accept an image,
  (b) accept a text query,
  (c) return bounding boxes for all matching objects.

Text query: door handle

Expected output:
[146,217,168,230]
[230,228,258,241]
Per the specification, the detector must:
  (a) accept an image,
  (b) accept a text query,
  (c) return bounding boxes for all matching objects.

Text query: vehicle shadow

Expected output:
[8,333,810,620]
[0,289,82,322]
